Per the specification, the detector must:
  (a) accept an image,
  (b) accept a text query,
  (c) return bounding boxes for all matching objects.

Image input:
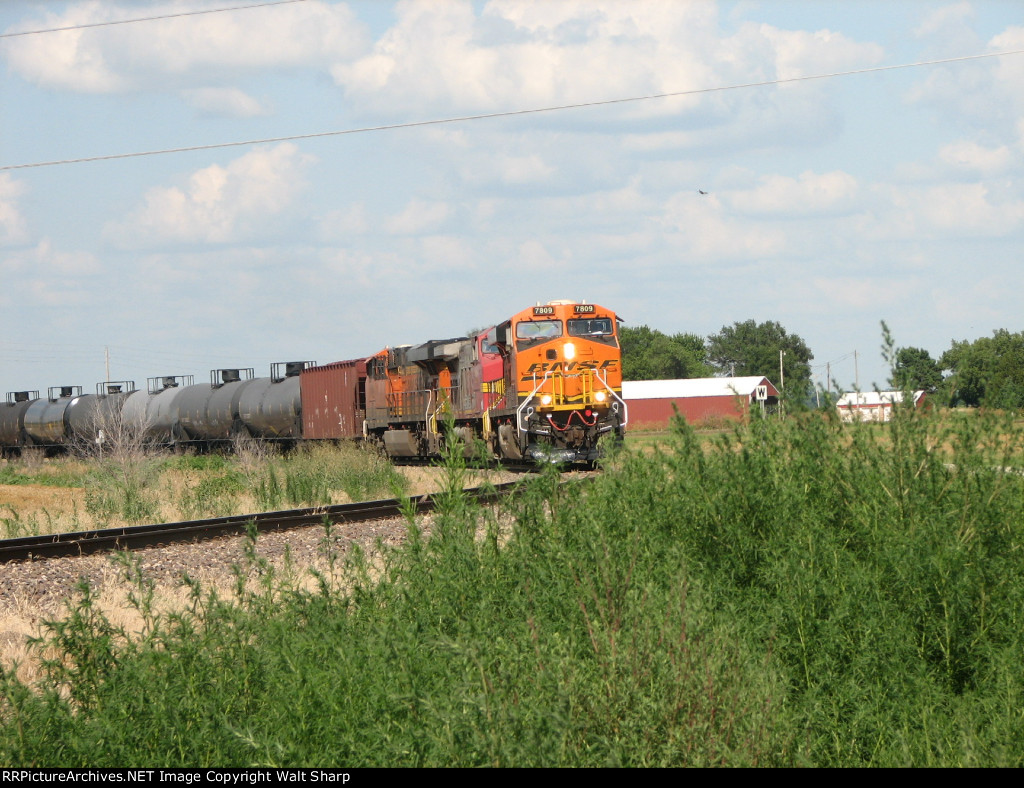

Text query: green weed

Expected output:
[4,409,1024,766]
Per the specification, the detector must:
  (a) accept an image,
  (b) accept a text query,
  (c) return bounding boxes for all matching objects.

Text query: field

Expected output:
[3,406,1024,766]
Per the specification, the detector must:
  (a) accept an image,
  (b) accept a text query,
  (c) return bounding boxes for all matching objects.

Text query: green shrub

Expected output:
[178,471,246,521]
[253,443,404,510]
[5,410,1024,766]
[164,453,233,473]
[83,458,161,525]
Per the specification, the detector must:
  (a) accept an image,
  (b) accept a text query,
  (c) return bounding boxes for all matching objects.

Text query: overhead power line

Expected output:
[3,47,1023,172]
[0,0,310,39]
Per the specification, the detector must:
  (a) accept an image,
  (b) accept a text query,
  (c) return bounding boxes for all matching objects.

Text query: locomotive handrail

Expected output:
[425,386,460,436]
[425,389,435,434]
[517,371,553,438]
[595,368,629,429]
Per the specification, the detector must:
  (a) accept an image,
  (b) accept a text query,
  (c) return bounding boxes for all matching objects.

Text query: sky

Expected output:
[1,0,1022,398]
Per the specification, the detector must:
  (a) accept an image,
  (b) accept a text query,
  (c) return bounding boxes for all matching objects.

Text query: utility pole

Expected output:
[779,350,786,419]
[105,346,110,383]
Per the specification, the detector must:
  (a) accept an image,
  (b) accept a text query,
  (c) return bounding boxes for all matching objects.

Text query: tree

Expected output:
[706,320,813,397]
[890,347,942,393]
[619,325,712,381]
[940,329,1024,409]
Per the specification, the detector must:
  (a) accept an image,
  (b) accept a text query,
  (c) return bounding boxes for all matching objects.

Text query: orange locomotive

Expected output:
[361,300,627,464]
[492,300,627,463]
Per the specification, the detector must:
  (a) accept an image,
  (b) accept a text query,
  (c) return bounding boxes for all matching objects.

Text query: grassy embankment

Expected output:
[0,441,405,537]
[3,406,1024,766]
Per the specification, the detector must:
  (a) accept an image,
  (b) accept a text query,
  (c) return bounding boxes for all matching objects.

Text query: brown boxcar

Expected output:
[300,358,368,440]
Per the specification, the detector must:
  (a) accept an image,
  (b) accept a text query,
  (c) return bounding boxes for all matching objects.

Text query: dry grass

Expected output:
[0,461,519,683]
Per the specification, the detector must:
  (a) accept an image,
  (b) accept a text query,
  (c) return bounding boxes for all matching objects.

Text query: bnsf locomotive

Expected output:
[0,300,627,465]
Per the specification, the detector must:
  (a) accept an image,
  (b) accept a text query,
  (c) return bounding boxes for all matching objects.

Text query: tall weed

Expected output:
[4,410,1024,765]
[253,443,404,510]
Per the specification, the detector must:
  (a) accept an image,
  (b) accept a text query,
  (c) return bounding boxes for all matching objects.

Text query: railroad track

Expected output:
[0,481,527,564]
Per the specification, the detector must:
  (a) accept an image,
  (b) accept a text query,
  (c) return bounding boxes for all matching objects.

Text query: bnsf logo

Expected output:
[522,360,619,376]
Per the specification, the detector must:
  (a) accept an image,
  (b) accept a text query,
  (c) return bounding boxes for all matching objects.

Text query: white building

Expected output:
[835,390,926,423]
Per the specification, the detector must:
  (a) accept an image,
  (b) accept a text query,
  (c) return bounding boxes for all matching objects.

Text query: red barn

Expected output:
[622,376,780,429]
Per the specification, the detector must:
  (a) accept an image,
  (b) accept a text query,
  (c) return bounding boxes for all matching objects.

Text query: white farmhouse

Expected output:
[835,390,927,423]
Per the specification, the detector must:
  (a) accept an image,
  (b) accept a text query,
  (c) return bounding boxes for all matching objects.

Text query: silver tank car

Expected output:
[23,386,82,447]
[238,362,313,439]
[0,391,40,450]
[64,382,137,445]
[121,376,193,444]
[177,369,256,442]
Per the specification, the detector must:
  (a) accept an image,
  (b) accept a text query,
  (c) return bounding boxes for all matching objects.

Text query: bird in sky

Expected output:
[698,189,708,195]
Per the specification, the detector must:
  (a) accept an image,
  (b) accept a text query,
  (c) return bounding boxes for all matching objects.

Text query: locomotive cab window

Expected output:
[568,318,613,337]
[516,320,563,340]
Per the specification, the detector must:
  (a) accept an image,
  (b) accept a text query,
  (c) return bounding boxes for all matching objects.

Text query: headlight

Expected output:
[594,391,607,402]
[564,342,576,360]
[540,394,553,405]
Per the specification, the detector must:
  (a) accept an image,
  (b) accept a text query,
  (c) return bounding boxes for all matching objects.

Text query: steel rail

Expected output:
[0,481,526,564]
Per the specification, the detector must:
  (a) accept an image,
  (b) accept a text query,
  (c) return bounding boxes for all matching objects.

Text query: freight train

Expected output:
[0,300,627,465]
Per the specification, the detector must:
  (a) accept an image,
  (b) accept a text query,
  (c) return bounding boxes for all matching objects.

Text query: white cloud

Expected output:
[4,1,368,93]
[318,204,370,240]
[884,182,1024,239]
[657,190,788,261]
[105,143,314,246]
[2,239,98,276]
[916,183,1024,236]
[730,171,861,217]
[332,0,878,119]
[0,240,101,309]
[0,175,29,245]
[458,151,554,185]
[418,235,474,270]
[181,87,269,118]
[906,24,1024,139]
[516,239,568,272]
[913,2,976,42]
[385,199,451,234]
[738,22,885,81]
[34,239,102,276]
[938,141,1013,174]
[811,275,918,310]
[990,26,1024,115]
[318,248,408,289]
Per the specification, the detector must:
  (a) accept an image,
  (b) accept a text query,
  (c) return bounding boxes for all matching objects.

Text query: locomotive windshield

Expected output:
[568,318,613,337]
[516,320,563,340]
